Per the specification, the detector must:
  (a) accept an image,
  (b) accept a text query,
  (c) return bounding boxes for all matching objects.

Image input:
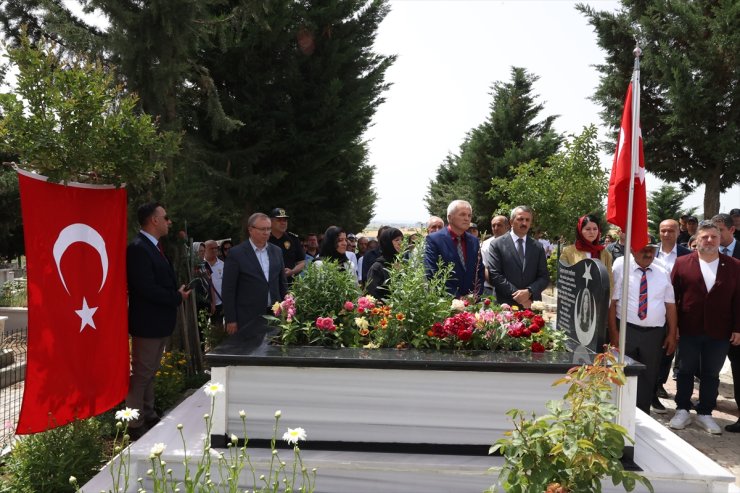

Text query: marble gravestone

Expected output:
[557,257,610,354]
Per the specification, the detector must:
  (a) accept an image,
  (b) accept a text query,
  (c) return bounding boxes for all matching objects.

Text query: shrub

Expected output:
[154,350,189,414]
[290,261,361,325]
[4,418,103,493]
[0,278,27,307]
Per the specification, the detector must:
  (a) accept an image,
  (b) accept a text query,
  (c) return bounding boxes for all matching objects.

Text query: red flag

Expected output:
[17,169,129,433]
[607,81,648,252]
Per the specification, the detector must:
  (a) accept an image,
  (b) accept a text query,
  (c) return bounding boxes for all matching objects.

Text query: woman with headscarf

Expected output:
[560,214,614,294]
[365,228,403,300]
[314,226,358,283]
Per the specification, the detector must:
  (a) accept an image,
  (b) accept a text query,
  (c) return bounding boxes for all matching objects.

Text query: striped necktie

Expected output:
[637,267,649,320]
[456,237,466,270]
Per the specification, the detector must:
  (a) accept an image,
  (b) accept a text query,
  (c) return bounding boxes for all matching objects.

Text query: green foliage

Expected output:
[647,185,697,237]
[488,350,653,493]
[0,163,23,261]
[0,277,26,307]
[154,350,190,414]
[427,67,562,225]
[0,32,180,186]
[275,260,361,347]
[578,0,740,217]
[4,418,104,493]
[489,125,607,242]
[383,239,455,347]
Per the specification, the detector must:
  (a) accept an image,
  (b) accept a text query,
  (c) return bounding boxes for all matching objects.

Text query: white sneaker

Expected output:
[695,414,722,435]
[670,409,692,430]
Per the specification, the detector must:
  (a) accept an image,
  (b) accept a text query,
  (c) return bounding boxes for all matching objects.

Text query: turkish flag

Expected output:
[16,169,129,434]
[607,81,649,252]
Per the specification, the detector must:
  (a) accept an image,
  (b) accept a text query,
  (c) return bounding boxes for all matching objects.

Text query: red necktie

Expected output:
[157,241,166,258]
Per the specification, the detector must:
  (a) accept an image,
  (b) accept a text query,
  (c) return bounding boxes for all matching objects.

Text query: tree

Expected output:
[1,0,394,237]
[424,152,472,221]
[426,67,562,227]
[488,125,607,243]
[0,33,180,186]
[577,1,740,218]
[647,185,697,237]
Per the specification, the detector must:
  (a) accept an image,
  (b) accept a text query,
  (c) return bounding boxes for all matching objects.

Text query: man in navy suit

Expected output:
[126,202,190,439]
[653,218,692,410]
[223,212,287,334]
[711,213,740,432]
[487,205,550,308]
[424,200,484,298]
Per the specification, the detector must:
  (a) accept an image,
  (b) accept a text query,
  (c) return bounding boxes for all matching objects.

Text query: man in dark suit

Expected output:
[223,212,287,334]
[424,200,484,298]
[487,205,550,308]
[711,213,740,432]
[126,202,190,439]
[654,218,692,408]
[669,220,740,434]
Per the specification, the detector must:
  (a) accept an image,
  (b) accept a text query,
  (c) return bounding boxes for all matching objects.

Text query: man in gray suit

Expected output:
[223,212,287,334]
[487,205,550,308]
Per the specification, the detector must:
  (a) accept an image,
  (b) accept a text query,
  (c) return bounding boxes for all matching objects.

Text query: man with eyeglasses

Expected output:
[223,212,287,335]
[126,202,191,439]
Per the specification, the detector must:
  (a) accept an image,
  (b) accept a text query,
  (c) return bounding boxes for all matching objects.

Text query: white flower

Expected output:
[203,382,225,396]
[150,443,166,456]
[354,317,369,330]
[451,299,466,311]
[282,427,307,445]
[68,476,76,484]
[115,408,140,422]
[274,410,282,418]
[230,434,238,443]
[531,301,546,312]
[239,410,246,418]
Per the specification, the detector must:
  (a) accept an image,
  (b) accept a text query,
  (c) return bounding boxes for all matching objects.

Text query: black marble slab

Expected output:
[205,319,645,376]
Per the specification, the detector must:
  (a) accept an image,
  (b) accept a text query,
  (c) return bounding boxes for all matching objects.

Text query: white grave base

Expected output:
[83,388,736,493]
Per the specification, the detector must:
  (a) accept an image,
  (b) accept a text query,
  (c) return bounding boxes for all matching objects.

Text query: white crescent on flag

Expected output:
[52,223,109,332]
[53,223,109,294]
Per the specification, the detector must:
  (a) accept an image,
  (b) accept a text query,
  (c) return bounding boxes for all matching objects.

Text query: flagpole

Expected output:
[617,45,642,365]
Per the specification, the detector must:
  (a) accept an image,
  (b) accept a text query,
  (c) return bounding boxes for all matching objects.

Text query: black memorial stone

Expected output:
[556,257,610,353]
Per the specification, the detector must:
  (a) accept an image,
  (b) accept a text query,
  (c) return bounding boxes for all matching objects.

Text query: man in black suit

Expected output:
[423,200,485,298]
[711,213,740,432]
[487,205,549,308]
[126,202,190,439]
[653,218,692,411]
[222,212,287,334]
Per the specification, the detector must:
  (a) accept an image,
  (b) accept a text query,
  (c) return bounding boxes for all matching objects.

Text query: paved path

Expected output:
[650,358,739,487]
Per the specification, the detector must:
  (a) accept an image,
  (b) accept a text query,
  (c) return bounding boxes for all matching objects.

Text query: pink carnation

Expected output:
[344,301,355,311]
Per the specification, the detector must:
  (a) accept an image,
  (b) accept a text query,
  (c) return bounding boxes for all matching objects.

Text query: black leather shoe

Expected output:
[656,386,669,399]
[651,397,667,414]
[725,419,740,433]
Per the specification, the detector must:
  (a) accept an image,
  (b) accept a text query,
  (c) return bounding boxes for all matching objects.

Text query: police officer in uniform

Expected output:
[268,208,306,285]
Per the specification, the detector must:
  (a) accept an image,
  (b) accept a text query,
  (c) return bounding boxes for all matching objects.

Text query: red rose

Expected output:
[484,298,491,306]
[521,328,531,337]
[458,329,473,341]
[507,329,517,337]
[529,324,540,334]
[522,309,535,319]
[357,307,365,314]
[531,342,546,353]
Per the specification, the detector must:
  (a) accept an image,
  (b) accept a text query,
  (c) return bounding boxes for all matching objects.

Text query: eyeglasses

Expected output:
[250,226,272,233]
[155,215,170,221]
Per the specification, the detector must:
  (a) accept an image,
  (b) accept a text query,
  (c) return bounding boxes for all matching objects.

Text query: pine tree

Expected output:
[577,1,740,217]
[426,67,562,227]
[647,185,697,237]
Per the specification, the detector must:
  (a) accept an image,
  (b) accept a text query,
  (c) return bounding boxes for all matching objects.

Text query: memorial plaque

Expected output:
[556,257,610,353]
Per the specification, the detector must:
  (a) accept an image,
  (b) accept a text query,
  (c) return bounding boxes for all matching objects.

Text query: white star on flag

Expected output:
[75,297,98,332]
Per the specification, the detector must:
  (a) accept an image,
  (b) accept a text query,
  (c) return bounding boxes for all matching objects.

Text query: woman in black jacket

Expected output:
[365,228,403,300]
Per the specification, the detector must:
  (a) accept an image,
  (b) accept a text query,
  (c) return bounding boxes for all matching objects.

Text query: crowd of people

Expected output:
[125,199,740,440]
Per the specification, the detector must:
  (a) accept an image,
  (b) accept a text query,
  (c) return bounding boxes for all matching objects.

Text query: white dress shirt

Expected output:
[612,255,675,327]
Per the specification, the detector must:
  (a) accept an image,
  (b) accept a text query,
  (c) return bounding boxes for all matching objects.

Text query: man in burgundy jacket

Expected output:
[669,220,740,435]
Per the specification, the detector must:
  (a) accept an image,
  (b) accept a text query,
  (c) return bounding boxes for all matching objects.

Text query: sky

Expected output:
[365,0,739,224]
